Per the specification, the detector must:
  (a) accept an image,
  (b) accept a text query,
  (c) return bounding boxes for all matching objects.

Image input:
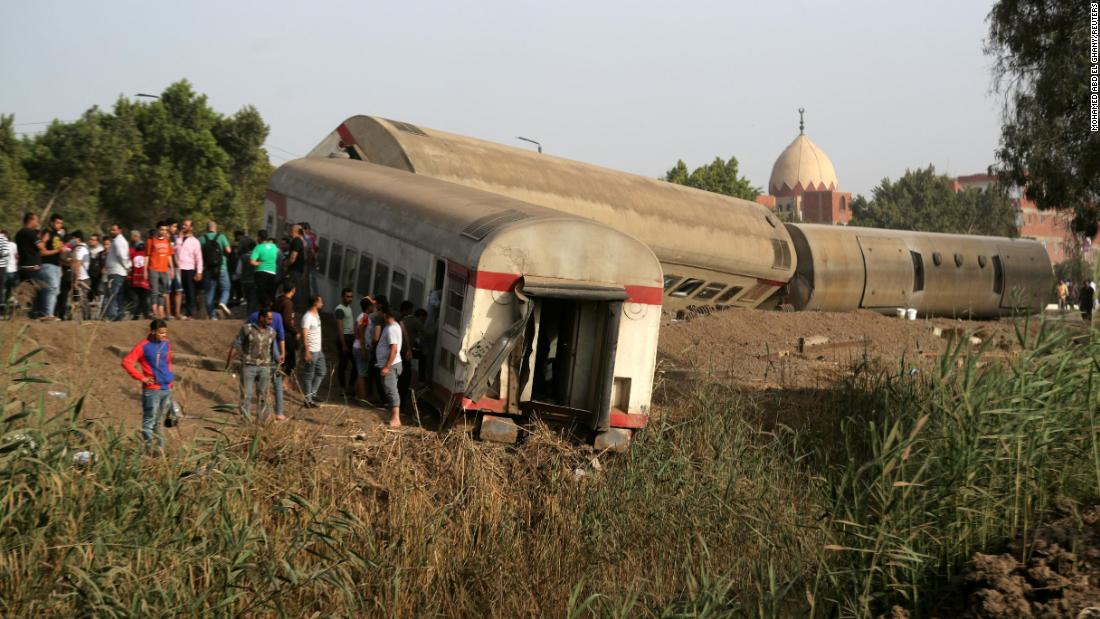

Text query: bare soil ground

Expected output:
[658,307,1030,391]
[944,499,1100,618]
[0,317,404,447]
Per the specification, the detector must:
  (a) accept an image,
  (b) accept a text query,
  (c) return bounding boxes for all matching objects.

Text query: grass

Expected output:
[1,316,1098,617]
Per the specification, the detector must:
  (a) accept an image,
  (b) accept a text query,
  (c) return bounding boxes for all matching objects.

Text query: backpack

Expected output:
[201,233,223,270]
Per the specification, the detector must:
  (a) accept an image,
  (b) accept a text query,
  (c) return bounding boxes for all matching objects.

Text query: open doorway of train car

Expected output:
[463,279,624,436]
[517,294,620,433]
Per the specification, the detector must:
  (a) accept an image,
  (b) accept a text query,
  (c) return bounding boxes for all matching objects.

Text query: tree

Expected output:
[1,79,273,235]
[987,0,1100,235]
[0,115,38,227]
[662,156,760,200]
[850,165,1018,237]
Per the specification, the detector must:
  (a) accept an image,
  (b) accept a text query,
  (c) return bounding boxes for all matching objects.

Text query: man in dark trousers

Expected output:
[1081,279,1095,324]
[274,279,298,391]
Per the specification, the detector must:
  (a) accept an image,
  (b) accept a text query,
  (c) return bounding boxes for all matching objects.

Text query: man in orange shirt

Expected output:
[146,222,175,320]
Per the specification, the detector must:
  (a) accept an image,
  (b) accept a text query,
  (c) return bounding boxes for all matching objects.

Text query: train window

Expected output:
[445,272,466,330]
[978,255,987,268]
[390,270,407,305]
[910,251,925,292]
[663,274,683,291]
[357,254,373,295]
[342,246,357,290]
[409,276,426,307]
[316,236,330,277]
[954,253,964,267]
[992,256,1004,295]
[328,242,344,281]
[932,252,943,267]
[716,286,744,303]
[374,262,390,297]
[671,278,704,298]
[694,282,726,300]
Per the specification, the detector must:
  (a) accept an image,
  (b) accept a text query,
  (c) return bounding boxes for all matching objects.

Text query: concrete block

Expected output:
[479,415,519,444]
[594,428,632,453]
[798,335,829,352]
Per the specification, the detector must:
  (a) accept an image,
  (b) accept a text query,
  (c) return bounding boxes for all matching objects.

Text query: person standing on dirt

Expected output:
[102,224,130,321]
[0,228,9,315]
[69,231,91,320]
[2,229,16,314]
[146,223,175,320]
[334,288,357,394]
[227,307,280,422]
[174,219,203,320]
[249,230,279,307]
[1081,280,1094,323]
[248,304,287,421]
[37,214,66,321]
[129,236,151,320]
[300,294,326,408]
[234,230,257,312]
[122,319,174,450]
[275,279,299,390]
[15,213,44,289]
[353,296,377,402]
[1057,280,1069,313]
[376,306,404,427]
[200,221,232,320]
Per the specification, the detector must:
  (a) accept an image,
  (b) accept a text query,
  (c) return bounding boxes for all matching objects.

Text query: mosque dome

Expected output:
[768,130,838,196]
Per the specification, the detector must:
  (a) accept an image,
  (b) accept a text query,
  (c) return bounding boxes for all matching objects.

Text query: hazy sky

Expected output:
[1,0,1004,197]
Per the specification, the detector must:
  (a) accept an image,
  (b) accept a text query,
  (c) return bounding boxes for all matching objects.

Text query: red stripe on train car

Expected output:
[336,123,357,147]
[609,411,648,429]
[266,190,287,218]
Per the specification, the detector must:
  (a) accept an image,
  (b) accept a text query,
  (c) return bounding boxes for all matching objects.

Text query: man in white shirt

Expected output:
[70,231,91,320]
[300,294,325,408]
[376,306,403,427]
[103,223,130,321]
[0,228,10,314]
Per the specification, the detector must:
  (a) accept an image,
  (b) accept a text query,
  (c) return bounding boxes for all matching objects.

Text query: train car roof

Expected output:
[269,157,654,269]
[307,115,794,278]
[790,222,1051,246]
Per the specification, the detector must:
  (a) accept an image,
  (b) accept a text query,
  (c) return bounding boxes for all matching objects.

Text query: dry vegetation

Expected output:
[1,314,1099,617]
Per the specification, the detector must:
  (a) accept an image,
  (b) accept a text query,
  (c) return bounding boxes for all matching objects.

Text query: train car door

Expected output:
[857,236,913,309]
[462,276,626,431]
[994,244,1045,311]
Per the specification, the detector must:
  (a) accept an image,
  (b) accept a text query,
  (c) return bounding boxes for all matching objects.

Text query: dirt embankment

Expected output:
[948,500,1100,618]
[657,308,1027,391]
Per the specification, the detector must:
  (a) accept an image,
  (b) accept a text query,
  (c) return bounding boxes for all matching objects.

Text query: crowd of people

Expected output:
[1056,278,1099,321]
[0,212,329,323]
[68,211,439,449]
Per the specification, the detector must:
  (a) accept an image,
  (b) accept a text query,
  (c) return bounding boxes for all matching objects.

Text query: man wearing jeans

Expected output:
[227,308,279,422]
[200,221,232,319]
[300,294,325,408]
[103,223,130,321]
[37,214,66,321]
[122,319,174,450]
[376,306,404,427]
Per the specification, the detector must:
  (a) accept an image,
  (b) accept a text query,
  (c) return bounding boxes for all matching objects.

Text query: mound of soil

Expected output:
[657,308,1026,391]
[955,501,1100,618]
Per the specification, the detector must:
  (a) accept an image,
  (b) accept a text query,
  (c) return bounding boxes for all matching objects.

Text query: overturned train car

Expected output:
[785,224,1052,318]
[308,115,1052,318]
[266,158,662,446]
[310,115,796,313]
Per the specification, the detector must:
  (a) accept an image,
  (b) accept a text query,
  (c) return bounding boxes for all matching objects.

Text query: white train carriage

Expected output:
[265,158,663,444]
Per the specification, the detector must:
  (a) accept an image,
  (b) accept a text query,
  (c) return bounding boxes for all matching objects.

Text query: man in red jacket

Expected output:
[122,319,174,449]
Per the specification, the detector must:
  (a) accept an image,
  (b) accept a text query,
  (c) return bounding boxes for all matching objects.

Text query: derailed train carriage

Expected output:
[309,115,1053,318]
[265,158,662,448]
[785,224,1051,318]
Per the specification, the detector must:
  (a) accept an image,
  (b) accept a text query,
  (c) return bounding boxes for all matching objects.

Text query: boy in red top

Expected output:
[122,319,174,449]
